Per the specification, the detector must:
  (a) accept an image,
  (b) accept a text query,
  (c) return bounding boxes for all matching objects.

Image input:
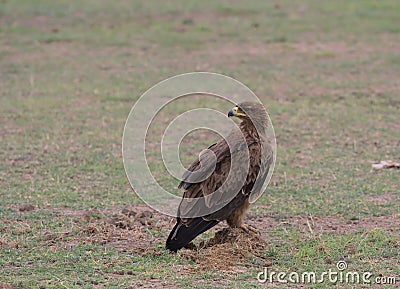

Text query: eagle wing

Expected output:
[204,140,273,221]
[179,128,254,215]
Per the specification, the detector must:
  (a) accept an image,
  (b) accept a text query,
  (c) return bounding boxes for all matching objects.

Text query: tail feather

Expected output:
[166,218,219,252]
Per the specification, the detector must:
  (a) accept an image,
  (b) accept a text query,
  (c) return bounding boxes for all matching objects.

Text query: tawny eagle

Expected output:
[166,102,273,252]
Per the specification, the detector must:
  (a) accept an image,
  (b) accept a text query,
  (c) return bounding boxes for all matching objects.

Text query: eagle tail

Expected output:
[165,218,219,252]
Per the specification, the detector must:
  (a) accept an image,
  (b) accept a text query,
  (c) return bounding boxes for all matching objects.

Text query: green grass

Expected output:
[1,0,399,288]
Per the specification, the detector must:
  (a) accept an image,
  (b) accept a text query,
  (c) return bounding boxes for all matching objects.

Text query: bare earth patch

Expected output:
[179,228,271,271]
[27,204,398,272]
[247,210,400,237]
[365,193,398,206]
[54,205,175,253]
[13,15,53,30]
[192,43,268,57]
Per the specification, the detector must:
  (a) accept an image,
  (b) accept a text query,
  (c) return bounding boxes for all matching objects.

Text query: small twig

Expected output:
[306,219,314,235]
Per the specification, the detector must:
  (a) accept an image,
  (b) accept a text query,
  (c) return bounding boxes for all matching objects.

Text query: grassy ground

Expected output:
[1,0,399,288]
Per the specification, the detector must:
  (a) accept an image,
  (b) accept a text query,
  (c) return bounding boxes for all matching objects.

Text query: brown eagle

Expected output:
[166,101,273,252]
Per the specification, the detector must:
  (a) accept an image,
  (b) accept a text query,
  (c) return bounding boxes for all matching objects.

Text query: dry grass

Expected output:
[180,228,270,271]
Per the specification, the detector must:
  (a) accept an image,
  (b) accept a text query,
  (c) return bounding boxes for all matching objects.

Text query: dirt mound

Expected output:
[69,206,174,253]
[180,228,271,271]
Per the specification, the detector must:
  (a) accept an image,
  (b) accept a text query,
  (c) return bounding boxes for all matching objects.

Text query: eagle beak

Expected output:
[228,106,247,118]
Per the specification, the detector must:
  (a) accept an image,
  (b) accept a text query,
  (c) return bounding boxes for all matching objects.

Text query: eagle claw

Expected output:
[240,224,259,235]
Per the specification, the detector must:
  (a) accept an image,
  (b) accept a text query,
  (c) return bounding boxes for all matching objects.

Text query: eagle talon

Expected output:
[239,224,259,235]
